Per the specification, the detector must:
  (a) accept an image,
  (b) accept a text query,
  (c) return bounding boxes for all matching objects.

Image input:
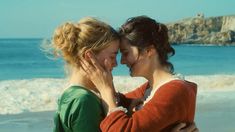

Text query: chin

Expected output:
[130,70,144,77]
[129,70,137,77]
[131,74,140,77]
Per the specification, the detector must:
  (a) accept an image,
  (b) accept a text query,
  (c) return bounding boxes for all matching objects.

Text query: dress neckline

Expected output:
[68,84,101,98]
[136,74,184,110]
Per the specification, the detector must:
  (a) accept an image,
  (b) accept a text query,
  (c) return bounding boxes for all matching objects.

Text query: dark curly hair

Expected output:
[119,16,175,73]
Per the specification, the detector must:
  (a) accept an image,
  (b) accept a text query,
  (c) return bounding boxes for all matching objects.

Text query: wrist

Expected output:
[99,86,115,97]
[100,89,117,111]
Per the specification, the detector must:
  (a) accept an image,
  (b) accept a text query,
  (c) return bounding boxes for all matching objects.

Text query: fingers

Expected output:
[104,59,114,80]
[191,122,199,132]
[80,60,91,75]
[184,122,198,132]
[129,98,144,112]
[171,122,199,132]
[193,128,199,132]
[171,123,187,132]
[80,57,94,75]
[87,52,104,71]
[135,98,144,106]
[80,51,100,74]
[104,59,112,71]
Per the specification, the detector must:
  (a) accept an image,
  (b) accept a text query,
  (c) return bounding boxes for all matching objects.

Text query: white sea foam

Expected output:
[185,75,235,91]
[0,75,235,115]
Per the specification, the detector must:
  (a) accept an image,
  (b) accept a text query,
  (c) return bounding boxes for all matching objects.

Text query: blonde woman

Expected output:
[51,17,120,132]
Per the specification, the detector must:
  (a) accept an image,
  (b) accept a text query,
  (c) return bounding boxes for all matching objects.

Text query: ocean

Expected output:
[0,39,235,80]
[1,39,235,132]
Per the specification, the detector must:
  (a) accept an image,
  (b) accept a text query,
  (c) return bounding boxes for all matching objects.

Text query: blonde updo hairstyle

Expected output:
[52,17,119,68]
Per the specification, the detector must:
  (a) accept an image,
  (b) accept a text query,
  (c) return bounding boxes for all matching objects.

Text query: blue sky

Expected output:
[1,0,235,38]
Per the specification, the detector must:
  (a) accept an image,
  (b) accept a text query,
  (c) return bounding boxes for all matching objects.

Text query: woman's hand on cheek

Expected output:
[80,52,114,93]
[104,58,113,79]
[80,52,117,112]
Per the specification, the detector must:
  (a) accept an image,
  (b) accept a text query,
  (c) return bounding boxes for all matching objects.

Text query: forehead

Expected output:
[120,38,131,50]
[99,40,119,54]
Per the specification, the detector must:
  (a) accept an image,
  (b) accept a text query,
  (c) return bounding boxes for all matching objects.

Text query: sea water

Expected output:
[0,39,235,80]
[0,39,235,131]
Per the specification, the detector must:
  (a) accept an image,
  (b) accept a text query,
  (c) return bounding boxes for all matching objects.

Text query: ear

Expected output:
[146,45,156,57]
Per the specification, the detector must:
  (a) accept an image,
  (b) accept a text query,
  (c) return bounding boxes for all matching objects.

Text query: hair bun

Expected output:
[53,23,80,52]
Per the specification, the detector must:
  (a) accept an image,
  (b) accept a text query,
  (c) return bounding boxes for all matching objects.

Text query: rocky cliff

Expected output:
[167,14,235,45]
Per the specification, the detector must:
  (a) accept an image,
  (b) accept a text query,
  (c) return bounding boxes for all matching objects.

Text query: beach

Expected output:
[1,75,235,131]
[1,0,235,131]
[1,39,235,131]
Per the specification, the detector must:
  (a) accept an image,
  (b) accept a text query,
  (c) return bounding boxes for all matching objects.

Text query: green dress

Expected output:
[53,86,105,132]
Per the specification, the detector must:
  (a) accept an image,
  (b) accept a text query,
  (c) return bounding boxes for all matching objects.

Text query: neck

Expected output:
[146,67,173,90]
[69,67,99,93]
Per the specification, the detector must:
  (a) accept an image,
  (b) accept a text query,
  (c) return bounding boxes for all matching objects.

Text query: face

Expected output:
[96,40,119,71]
[120,38,148,77]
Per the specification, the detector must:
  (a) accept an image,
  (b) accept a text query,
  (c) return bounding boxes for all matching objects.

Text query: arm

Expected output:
[101,84,191,132]
[124,82,148,99]
[117,82,148,108]
[80,52,196,131]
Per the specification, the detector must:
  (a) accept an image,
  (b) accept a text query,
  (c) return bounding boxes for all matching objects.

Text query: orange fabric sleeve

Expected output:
[101,80,197,132]
[117,82,149,109]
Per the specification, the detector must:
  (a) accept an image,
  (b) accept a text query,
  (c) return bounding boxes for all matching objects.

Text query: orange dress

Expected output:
[100,80,197,132]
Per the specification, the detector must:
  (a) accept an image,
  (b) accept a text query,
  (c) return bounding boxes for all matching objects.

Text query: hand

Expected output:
[80,51,114,93]
[80,52,117,112]
[171,122,199,132]
[129,98,144,112]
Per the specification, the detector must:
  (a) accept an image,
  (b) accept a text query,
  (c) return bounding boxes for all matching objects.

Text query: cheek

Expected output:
[135,58,149,72]
[106,57,114,65]
[96,55,105,68]
[128,55,138,64]
[97,56,115,69]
